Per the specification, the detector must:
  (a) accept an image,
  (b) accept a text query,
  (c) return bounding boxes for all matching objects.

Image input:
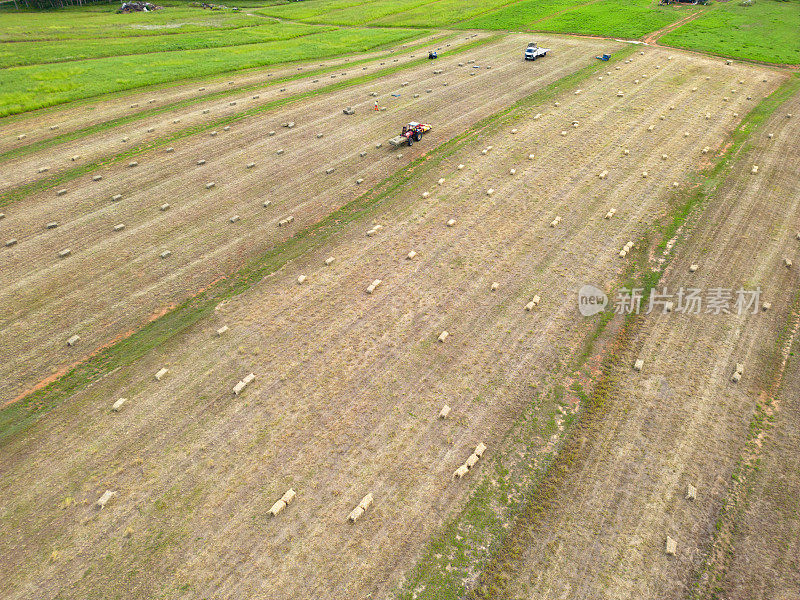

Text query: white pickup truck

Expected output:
[524,42,550,61]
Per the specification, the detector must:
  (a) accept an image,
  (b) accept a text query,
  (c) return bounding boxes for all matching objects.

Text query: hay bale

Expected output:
[38,167,50,173]
[360,152,367,157]
[762,302,772,311]
[269,499,286,517]
[672,182,679,188]
[534,114,541,120]
[665,536,677,556]
[686,484,697,501]
[525,296,540,311]
[662,154,668,160]
[633,359,644,372]
[664,301,674,313]
[689,264,699,272]
[509,169,516,176]
[358,493,373,511]
[474,442,487,457]
[58,248,71,258]
[486,188,494,196]
[113,224,126,234]
[458,164,465,169]
[203,109,210,114]
[439,405,451,419]
[453,465,469,479]
[550,216,561,227]
[252,95,260,99]
[93,175,102,181]
[297,275,307,284]
[155,368,169,381]
[528,154,535,160]
[491,282,499,291]
[160,250,171,259]
[407,250,417,260]
[465,453,479,469]
[205,182,215,189]
[604,209,616,219]
[96,490,116,509]
[623,149,629,156]
[46,222,59,229]
[647,125,654,131]
[281,488,296,505]
[702,147,710,154]
[751,165,758,174]
[112,398,127,412]
[5,239,18,247]
[268,131,275,136]
[229,215,241,223]
[276,149,284,155]
[438,178,445,185]
[438,331,449,343]
[348,506,365,522]
[166,147,174,153]
[366,279,382,294]
[247,162,255,169]
[343,107,355,115]
[160,203,171,211]
[67,335,80,346]
[784,258,792,268]
[447,218,456,227]
[511,128,518,134]
[617,91,623,97]
[233,373,255,395]
[422,192,430,198]
[599,170,608,180]
[197,159,206,165]
[71,155,80,161]
[216,325,229,336]
[641,171,648,178]
[0,213,3,220]
[223,126,230,131]
[56,189,67,196]
[619,249,628,258]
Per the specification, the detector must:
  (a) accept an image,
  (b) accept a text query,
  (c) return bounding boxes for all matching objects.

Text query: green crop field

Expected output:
[456,0,596,30]
[0,26,421,117]
[660,0,800,65]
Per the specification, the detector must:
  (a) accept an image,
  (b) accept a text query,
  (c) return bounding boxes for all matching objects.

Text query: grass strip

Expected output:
[467,72,800,600]
[0,34,494,211]
[0,32,580,444]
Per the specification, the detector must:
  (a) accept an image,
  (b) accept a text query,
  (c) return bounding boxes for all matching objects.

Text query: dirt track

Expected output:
[0,33,625,403]
[0,43,786,600]
[501,86,800,599]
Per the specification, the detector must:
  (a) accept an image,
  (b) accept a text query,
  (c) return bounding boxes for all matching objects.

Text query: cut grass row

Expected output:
[0,20,327,69]
[660,0,800,65]
[0,26,422,117]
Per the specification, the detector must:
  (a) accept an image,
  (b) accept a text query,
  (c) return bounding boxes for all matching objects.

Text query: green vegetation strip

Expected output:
[0,34,494,210]
[0,31,449,166]
[467,72,800,600]
[0,32,553,444]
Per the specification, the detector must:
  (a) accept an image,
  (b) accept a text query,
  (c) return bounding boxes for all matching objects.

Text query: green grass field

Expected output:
[660,0,800,65]
[0,26,422,117]
[0,5,268,41]
[0,20,326,68]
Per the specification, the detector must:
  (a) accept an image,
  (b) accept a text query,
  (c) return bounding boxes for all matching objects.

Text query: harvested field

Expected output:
[0,39,789,600]
[488,80,800,600]
[0,33,627,402]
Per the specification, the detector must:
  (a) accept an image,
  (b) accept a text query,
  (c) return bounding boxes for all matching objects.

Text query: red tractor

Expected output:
[389,121,432,147]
